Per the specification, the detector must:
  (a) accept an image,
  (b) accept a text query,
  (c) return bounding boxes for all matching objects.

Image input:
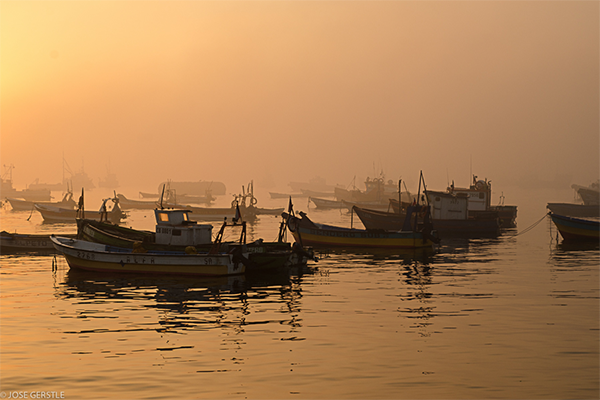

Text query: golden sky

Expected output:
[1,1,598,193]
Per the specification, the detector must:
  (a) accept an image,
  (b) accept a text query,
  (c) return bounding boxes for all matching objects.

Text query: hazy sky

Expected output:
[1,0,598,193]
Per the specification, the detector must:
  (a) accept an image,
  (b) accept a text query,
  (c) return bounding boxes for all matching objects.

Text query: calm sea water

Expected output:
[1,188,598,399]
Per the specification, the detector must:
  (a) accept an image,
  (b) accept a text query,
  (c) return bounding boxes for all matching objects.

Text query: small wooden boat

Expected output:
[309,197,344,209]
[116,194,159,210]
[549,213,600,242]
[283,210,437,249]
[1,231,75,253]
[139,191,159,199]
[167,204,244,221]
[6,191,76,211]
[170,201,283,221]
[547,203,600,218]
[35,201,126,224]
[51,236,247,276]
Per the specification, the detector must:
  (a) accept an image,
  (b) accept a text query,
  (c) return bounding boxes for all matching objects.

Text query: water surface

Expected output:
[1,196,598,399]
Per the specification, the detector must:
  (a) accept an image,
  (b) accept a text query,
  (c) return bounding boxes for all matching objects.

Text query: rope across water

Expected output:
[505,212,550,239]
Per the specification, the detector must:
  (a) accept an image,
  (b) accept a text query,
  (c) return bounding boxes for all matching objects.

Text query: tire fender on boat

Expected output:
[287,216,299,233]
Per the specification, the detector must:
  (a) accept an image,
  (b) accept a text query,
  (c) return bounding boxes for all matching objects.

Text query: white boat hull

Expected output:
[51,236,245,276]
[35,204,125,224]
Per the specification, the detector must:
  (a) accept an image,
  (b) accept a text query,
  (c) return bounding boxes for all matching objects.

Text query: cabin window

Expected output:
[183,213,189,221]
[158,213,169,222]
[172,229,181,236]
[435,197,441,202]
[479,193,485,199]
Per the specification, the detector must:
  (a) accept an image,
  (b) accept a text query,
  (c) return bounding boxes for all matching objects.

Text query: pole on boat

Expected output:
[277,200,288,243]
[398,179,402,214]
[240,221,246,244]
[414,172,422,231]
[77,188,85,219]
[421,172,431,208]
[159,184,165,210]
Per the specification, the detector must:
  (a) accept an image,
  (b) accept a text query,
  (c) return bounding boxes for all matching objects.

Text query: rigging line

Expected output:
[27,204,35,221]
[506,213,550,239]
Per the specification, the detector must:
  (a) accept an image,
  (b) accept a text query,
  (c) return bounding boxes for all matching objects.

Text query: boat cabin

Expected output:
[154,209,212,246]
[447,178,492,211]
[426,190,469,220]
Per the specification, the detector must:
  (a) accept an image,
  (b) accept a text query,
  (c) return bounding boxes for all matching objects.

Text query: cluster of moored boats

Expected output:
[277,172,519,239]
[2,174,598,277]
[48,206,316,277]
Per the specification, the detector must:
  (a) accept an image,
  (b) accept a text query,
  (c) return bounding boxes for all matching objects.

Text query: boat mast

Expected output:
[414,172,422,231]
[159,184,166,209]
[398,179,401,214]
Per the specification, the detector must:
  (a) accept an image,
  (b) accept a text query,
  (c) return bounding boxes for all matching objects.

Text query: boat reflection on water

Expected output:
[394,236,509,338]
[55,264,318,333]
[550,240,599,268]
[396,261,436,337]
[314,246,436,264]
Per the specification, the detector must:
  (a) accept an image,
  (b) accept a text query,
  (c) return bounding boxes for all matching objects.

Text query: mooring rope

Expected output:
[507,212,550,238]
[26,204,35,221]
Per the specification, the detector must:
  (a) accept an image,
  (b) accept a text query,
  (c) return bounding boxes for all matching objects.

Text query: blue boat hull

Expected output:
[550,213,600,242]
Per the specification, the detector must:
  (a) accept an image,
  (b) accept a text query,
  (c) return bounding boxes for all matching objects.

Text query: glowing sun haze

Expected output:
[1,1,598,193]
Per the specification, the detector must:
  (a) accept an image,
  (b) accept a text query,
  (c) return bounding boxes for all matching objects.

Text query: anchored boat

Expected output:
[7,191,76,212]
[549,213,600,242]
[357,189,500,238]
[283,209,438,249]
[51,236,247,276]
[1,231,75,253]
[283,173,439,250]
[35,200,126,224]
[77,206,314,272]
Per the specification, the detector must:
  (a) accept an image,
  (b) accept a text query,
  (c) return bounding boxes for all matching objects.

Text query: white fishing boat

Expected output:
[309,197,344,209]
[50,236,246,276]
[35,199,126,224]
[446,175,518,228]
[116,194,159,210]
[546,203,599,218]
[7,191,76,211]
[571,181,599,206]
